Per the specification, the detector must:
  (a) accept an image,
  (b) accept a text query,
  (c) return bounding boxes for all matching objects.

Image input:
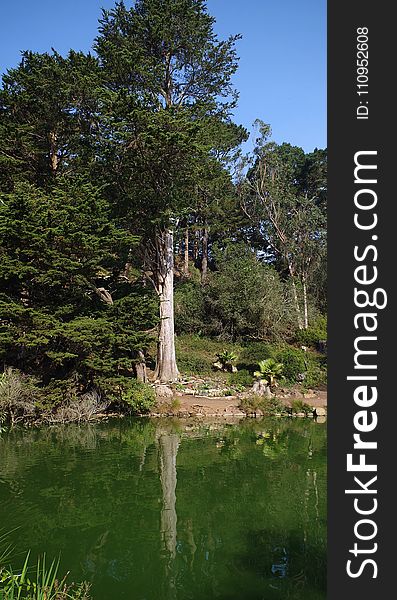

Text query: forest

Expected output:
[0,0,327,424]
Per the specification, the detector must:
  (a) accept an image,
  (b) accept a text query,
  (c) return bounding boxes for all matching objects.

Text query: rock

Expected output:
[213,361,223,371]
[313,406,326,417]
[155,384,174,399]
[231,365,238,373]
[303,390,315,399]
[252,380,272,398]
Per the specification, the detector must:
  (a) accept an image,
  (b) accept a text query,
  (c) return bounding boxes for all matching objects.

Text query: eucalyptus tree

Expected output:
[242,122,327,329]
[94,0,242,381]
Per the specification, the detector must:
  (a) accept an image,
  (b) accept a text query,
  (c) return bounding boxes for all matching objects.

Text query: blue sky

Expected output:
[0,0,326,152]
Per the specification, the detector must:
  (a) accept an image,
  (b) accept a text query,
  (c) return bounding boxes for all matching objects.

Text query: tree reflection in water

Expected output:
[0,418,326,600]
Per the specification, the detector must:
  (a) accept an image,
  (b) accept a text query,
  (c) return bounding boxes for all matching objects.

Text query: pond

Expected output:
[0,418,326,600]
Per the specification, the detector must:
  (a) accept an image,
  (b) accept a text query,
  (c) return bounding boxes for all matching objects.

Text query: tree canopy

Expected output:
[0,0,327,415]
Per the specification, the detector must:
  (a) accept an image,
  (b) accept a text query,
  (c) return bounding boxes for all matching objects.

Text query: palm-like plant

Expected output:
[215,351,237,371]
[254,359,284,389]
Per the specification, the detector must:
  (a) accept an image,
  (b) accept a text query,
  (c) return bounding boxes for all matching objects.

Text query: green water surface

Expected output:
[0,418,326,599]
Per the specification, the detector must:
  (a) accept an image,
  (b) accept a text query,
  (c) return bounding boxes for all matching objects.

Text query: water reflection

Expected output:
[0,418,326,599]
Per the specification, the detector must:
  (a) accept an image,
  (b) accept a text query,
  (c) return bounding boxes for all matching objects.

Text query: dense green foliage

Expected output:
[175,243,296,340]
[0,0,326,420]
[0,180,157,413]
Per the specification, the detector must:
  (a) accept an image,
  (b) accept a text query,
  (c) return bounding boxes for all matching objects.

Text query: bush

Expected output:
[203,244,296,341]
[273,347,306,383]
[175,335,242,376]
[0,367,40,425]
[296,315,327,347]
[304,360,327,388]
[49,390,110,424]
[254,359,284,388]
[261,396,287,416]
[105,378,156,414]
[177,355,213,375]
[228,369,254,388]
[237,342,275,371]
[239,395,286,416]
[291,399,313,416]
[174,281,206,335]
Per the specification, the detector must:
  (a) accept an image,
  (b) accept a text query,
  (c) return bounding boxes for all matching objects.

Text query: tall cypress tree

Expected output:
[94,0,242,382]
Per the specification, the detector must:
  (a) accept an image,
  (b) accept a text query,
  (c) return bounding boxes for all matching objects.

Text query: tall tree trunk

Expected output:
[154,228,179,382]
[288,263,303,330]
[302,274,309,329]
[201,226,208,284]
[193,229,199,263]
[184,227,189,276]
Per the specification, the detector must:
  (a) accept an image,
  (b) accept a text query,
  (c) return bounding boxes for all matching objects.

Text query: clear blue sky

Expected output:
[0,0,326,152]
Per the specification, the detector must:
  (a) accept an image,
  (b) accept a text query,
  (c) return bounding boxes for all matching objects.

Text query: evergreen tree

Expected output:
[94,0,242,381]
[0,50,102,188]
[0,179,157,402]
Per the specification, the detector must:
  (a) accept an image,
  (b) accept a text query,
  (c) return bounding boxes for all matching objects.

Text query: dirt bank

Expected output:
[152,388,327,418]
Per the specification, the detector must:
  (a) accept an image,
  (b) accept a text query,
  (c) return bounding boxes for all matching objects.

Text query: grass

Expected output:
[175,335,243,377]
[0,532,91,600]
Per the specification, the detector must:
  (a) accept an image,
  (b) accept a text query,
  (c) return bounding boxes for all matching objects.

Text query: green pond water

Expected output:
[0,418,326,600]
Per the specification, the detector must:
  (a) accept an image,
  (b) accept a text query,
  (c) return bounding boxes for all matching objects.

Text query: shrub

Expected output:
[174,281,206,335]
[296,315,327,347]
[239,395,285,416]
[239,395,264,415]
[291,399,313,417]
[177,354,213,375]
[0,367,40,425]
[304,360,327,388]
[237,342,275,371]
[204,243,296,341]
[274,347,306,383]
[49,390,110,424]
[117,380,156,414]
[215,350,238,371]
[228,369,254,388]
[260,396,287,416]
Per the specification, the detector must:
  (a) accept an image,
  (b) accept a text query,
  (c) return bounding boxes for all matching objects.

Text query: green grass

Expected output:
[0,531,91,600]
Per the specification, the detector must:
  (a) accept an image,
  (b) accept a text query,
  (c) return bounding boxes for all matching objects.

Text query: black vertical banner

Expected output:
[328,1,394,598]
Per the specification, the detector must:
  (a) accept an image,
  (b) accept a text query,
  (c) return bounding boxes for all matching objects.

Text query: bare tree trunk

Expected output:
[193,229,199,262]
[201,226,208,284]
[154,228,179,382]
[302,274,309,329]
[288,263,303,330]
[184,227,189,276]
